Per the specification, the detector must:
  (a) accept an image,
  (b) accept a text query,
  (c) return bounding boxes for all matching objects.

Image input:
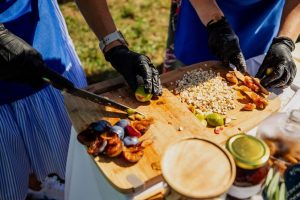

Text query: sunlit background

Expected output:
[60,1,170,84]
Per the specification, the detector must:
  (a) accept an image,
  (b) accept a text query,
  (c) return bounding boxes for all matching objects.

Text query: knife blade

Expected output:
[66,87,145,116]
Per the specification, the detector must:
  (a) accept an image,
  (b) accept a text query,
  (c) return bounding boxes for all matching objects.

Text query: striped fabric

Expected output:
[0,1,88,200]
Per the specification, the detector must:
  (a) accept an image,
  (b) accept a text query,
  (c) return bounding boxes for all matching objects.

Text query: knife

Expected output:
[65,87,145,116]
[40,68,145,117]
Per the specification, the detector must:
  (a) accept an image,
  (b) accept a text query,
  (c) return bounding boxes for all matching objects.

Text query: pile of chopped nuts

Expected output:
[174,69,236,115]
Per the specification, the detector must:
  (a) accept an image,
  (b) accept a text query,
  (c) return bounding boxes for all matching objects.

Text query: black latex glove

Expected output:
[104,45,162,96]
[0,24,74,90]
[256,37,296,88]
[207,17,246,73]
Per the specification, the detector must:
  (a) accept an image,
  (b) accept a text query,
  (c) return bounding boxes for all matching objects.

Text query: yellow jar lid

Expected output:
[226,134,270,170]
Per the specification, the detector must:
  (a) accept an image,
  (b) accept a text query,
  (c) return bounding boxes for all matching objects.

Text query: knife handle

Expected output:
[41,66,75,91]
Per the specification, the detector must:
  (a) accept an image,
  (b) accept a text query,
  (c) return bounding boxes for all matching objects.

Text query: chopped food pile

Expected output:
[174,69,271,135]
[227,70,269,111]
[175,69,236,115]
[77,114,153,163]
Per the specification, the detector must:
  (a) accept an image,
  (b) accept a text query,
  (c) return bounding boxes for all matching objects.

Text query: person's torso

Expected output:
[0,0,75,104]
[174,0,285,65]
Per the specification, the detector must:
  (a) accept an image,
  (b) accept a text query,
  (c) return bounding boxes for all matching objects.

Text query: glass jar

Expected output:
[226,134,270,199]
[257,109,300,175]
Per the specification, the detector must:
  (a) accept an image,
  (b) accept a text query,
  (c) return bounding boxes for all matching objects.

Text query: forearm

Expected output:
[75,0,117,40]
[278,0,300,42]
[189,0,224,26]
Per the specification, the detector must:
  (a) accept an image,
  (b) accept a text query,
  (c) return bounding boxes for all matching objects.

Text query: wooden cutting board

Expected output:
[64,61,280,194]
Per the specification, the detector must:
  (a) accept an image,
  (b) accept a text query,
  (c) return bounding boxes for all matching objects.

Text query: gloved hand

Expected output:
[206,17,246,73]
[256,37,296,88]
[0,24,74,90]
[104,45,162,96]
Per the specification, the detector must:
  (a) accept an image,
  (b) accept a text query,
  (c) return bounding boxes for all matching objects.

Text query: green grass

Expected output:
[60,1,169,84]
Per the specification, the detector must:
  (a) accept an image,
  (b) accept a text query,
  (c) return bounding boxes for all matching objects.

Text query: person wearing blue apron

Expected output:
[164,0,299,88]
[0,0,162,200]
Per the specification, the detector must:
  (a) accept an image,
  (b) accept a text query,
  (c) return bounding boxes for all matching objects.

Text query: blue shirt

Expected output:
[0,0,74,104]
[174,0,285,65]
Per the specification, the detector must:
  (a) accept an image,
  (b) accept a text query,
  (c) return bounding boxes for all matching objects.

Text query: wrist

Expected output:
[103,40,123,53]
[206,14,224,27]
[99,30,128,52]
[272,36,295,52]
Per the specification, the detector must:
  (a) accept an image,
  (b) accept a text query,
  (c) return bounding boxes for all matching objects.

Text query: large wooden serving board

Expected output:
[64,61,281,194]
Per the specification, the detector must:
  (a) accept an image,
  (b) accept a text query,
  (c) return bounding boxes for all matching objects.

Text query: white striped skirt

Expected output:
[0,64,87,200]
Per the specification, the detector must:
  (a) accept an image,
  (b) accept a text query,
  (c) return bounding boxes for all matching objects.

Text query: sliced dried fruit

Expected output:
[105,135,123,157]
[188,105,196,114]
[233,70,245,82]
[255,97,268,109]
[125,125,142,138]
[100,132,113,140]
[140,139,153,148]
[87,138,107,156]
[242,103,256,111]
[252,77,269,95]
[233,71,269,95]
[234,85,252,92]
[77,120,111,145]
[239,88,268,109]
[123,146,144,163]
[132,119,152,133]
[214,126,224,134]
[226,72,238,84]
[244,76,260,92]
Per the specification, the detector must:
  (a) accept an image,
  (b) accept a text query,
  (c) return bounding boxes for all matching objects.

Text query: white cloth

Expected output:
[65,54,300,200]
[65,127,128,200]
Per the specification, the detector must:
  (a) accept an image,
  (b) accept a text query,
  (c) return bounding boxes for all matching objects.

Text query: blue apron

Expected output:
[0,0,72,104]
[174,0,285,65]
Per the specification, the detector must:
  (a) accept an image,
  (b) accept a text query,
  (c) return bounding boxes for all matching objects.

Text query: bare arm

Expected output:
[75,0,122,51]
[278,0,300,42]
[189,0,224,26]
[74,0,162,95]
[189,0,246,72]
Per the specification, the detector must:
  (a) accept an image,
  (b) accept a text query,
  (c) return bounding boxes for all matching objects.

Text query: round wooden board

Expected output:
[161,137,236,199]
